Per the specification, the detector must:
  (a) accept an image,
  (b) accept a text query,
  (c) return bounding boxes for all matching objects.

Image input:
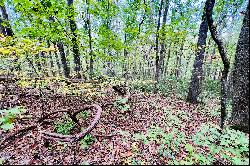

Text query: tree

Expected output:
[230,2,249,133]
[187,0,209,103]
[159,0,170,79]
[155,0,163,84]
[86,0,94,79]
[0,0,14,36]
[67,0,81,79]
[206,0,230,130]
[56,42,70,78]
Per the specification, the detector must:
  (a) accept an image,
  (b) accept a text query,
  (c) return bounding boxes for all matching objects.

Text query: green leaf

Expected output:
[0,158,4,165]
[118,97,128,104]
[1,123,14,131]
[185,144,194,153]
[232,157,243,165]
[0,117,9,124]
[121,105,130,111]
[9,107,22,114]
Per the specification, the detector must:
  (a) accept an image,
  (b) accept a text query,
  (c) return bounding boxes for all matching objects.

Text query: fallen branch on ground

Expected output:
[0,104,102,149]
[41,104,102,142]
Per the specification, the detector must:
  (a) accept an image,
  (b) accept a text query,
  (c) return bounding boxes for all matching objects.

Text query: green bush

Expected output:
[0,106,26,131]
[80,134,95,149]
[54,116,75,135]
[193,123,249,165]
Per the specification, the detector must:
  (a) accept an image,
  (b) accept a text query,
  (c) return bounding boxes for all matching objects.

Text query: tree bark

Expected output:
[54,47,62,76]
[47,41,55,77]
[155,0,163,84]
[57,42,70,78]
[86,0,94,79]
[175,42,184,78]
[164,42,171,77]
[0,2,14,36]
[159,0,170,79]
[187,2,209,103]
[67,0,81,79]
[206,0,230,130]
[123,33,129,80]
[230,2,249,133]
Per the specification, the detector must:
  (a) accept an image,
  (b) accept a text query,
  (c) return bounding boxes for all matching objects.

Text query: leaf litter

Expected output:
[0,84,248,165]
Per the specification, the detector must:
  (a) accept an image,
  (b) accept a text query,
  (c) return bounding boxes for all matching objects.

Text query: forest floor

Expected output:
[0,79,249,165]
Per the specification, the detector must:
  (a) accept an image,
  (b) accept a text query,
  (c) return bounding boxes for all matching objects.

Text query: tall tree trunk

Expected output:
[57,42,70,78]
[47,41,55,77]
[155,0,163,84]
[0,2,14,36]
[40,51,48,77]
[159,0,170,79]
[175,42,184,78]
[164,42,171,77]
[106,1,115,77]
[26,54,38,77]
[206,0,230,130]
[207,47,215,80]
[187,2,209,103]
[35,54,42,73]
[54,47,62,76]
[123,33,129,80]
[67,0,81,79]
[86,0,94,79]
[230,2,249,133]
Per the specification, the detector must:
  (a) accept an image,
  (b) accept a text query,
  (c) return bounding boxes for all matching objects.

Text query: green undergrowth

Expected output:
[0,106,26,131]
[54,111,90,135]
[129,77,221,101]
[125,105,249,165]
[130,123,249,165]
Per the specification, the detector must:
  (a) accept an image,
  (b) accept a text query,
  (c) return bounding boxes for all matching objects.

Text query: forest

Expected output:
[0,0,249,165]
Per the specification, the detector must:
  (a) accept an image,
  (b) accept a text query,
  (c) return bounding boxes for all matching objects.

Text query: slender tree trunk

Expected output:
[175,42,184,78]
[207,47,215,80]
[0,2,14,36]
[206,0,230,130]
[204,38,211,78]
[105,0,114,77]
[164,42,172,77]
[155,0,163,85]
[26,54,39,77]
[230,2,249,133]
[40,51,48,77]
[86,0,94,79]
[47,41,55,77]
[67,0,81,79]
[57,42,70,78]
[0,18,4,33]
[123,34,129,80]
[159,0,170,79]
[0,1,17,75]
[53,47,62,76]
[35,53,42,73]
[171,49,177,77]
[187,2,209,103]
